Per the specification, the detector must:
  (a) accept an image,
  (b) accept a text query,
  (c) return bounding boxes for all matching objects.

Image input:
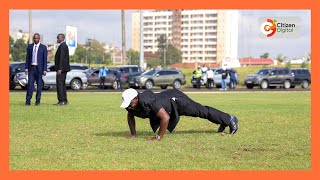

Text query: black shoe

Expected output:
[217,125,226,133]
[25,102,31,106]
[56,101,67,105]
[35,102,40,106]
[229,115,238,134]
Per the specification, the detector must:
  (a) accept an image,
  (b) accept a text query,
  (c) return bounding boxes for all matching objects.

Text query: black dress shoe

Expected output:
[57,101,67,105]
[217,125,226,133]
[229,115,238,134]
[35,102,40,106]
[25,102,31,106]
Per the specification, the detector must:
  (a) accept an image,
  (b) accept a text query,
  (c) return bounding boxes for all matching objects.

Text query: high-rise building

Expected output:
[131,10,238,64]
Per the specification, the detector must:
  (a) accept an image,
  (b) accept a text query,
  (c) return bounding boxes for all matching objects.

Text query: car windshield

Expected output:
[10,63,20,69]
[142,69,158,76]
[256,69,270,75]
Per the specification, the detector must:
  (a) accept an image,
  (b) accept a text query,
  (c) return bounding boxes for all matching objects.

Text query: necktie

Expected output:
[32,45,37,64]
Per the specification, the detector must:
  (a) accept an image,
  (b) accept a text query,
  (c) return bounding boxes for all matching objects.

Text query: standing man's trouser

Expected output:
[56,72,68,102]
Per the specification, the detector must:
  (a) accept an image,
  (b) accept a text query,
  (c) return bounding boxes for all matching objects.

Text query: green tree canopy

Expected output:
[260,52,269,59]
[10,39,27,62]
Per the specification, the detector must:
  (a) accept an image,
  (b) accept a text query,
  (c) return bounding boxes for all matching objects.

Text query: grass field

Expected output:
[9,91,310,170]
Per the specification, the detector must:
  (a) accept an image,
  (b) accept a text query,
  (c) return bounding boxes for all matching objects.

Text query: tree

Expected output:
[275,53,287,63]
[127,49,140,65]
[166,44,182,65]
[10,39,27,62]
[73,45,88,63]
[157,34,168,66]
[260,52,269,59]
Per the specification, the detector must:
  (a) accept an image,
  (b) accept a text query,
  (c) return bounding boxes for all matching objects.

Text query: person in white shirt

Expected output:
[206,69,214,88]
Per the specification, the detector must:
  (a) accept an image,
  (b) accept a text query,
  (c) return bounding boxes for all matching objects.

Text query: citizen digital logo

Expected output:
[261,18,298,37]
[277,22,296,33]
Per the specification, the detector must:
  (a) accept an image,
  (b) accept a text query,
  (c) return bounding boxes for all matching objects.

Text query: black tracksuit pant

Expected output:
[173,92,231,126]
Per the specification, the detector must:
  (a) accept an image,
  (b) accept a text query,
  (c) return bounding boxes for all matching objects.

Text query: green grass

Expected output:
[10,91,310,170]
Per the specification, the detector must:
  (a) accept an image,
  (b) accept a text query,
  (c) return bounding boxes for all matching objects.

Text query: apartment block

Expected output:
[131,10,238,64]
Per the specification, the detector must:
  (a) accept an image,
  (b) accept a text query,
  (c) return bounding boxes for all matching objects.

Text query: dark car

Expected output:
[10,62,26,89]
[86,68,125,89]
[129,68,186,89]
[117,65,144,86]
[244,68,294,89]
[291,68,311,88]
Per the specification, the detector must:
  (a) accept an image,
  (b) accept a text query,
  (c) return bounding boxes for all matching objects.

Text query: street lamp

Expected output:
[86,38,93,68]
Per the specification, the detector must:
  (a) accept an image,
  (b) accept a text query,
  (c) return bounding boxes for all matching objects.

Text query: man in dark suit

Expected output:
[55,33,70,105]
[25,33,48,106]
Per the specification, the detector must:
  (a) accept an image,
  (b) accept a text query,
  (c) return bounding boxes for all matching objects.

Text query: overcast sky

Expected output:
[9,10,310,59]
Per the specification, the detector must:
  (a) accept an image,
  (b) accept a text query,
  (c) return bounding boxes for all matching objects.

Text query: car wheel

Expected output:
[246,84,254,89]
[283,80,291,89]
[42,80,50,90]
[145,80,153,89]
[160,85,168,89]
[10,81,16,90]
[70,79,82,90]
[112,81,118,89]
[260,80,268,89]
[193,85,197,88]
[301,80,309,89]
[21,85,27,90]
[173,80,181,89]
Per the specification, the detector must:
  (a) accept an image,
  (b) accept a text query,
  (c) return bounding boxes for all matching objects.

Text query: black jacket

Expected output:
[126,89,184,133]
[55,42,70,73]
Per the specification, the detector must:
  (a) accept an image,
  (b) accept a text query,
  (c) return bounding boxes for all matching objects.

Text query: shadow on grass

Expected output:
[94,129,215,137]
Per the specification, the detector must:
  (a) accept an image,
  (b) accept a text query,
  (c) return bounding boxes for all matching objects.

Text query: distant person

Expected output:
[99,66,108,89]
[55,33,70,105]
[220,68,228,91]
[201,64,208,73]
[195,66,202,89]
[206,69,214,88]
[24,33,48,106]
[120,88,238,141]
[229,68,237,90]
[114,68,123,90]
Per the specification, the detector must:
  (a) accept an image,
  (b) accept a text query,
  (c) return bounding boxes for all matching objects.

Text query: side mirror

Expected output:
[155,74,159,77]
[15,68,20,72]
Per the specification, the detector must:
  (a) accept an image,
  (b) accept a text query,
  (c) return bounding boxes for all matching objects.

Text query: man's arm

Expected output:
[147,108,169,141]
[127,112,136,137]
[25,46,30,75]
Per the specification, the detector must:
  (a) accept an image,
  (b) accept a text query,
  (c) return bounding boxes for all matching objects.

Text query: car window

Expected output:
[165,71,179,75]
[283,69,289,74]
[70,65,84,70]
[257,69,270,75]
[158,71,166,75]
[142,69,157,76]
[131,67,139,73]
[48,66,55,71]
[121,67,130,73]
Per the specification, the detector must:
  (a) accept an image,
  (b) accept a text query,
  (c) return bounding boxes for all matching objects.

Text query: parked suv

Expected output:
[129,68,186,89]
[117,65,144,86]
[244,68,294,89]
[290,68,311,89]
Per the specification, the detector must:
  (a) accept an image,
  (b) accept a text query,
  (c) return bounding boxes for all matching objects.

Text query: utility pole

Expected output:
[28,10,32,44]
[121,10,127,65]
[139,10,144,68]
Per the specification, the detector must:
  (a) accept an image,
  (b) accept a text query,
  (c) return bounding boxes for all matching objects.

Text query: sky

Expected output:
[9,10,310,59]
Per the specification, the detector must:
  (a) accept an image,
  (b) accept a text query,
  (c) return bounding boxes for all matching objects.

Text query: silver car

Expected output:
[130,68,186,89]
[15,64,88,90]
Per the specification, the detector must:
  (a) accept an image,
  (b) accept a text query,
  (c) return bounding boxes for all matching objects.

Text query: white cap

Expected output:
[120,88,138,108]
